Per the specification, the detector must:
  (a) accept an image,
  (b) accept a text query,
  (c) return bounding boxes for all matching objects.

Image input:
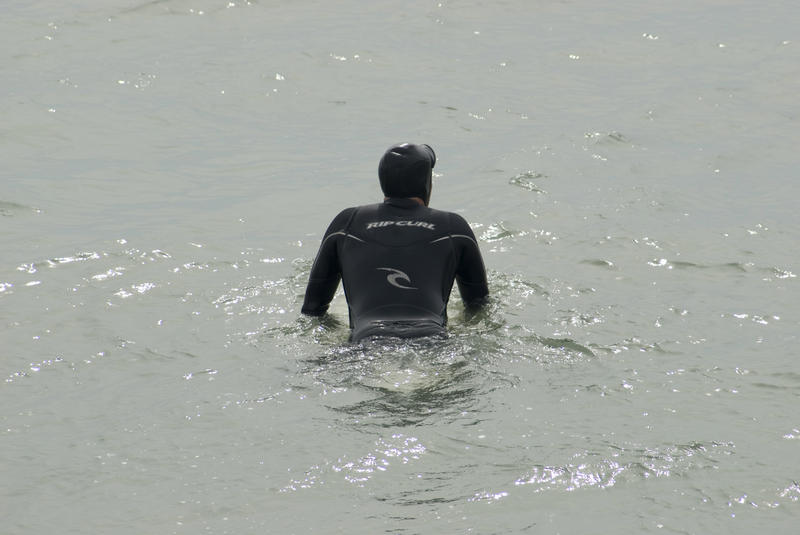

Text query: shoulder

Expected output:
[448,211,471,228]
[323,204,386,234]
[319,206,360,238]
[328,206,360,226]
[433,209,481,246]
[342,203,386,223]
[429,208,472,232]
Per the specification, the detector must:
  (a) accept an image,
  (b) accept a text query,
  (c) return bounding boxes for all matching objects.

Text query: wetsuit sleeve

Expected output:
[450,213,489,309]
[301,208,355,316]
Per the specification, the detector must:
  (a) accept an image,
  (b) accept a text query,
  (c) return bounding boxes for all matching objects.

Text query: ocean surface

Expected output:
[2,0,799,533]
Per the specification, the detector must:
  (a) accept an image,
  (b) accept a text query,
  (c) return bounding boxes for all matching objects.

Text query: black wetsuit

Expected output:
[302,198,489,342]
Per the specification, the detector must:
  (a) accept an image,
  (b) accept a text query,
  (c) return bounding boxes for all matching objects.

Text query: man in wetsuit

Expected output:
[301,143,489,342]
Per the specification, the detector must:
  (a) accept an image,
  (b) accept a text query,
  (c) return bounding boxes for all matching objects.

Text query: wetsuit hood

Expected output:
[378,143,436,206]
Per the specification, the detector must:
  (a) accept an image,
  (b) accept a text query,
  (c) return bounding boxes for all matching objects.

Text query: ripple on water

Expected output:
[644,259,755,272]
[0,200,41,217]
[16,251,102,275]
[508,171,547,193]
[293,336,508,428]
[584,131,631,146]
[640,258,798,286]
[280,432,427,492]
[250,257,601,371]
[511,440,734,494]
[480,222,530,243]
[580,258,617,270]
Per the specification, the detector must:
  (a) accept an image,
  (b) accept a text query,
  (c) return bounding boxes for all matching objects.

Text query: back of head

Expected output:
[378,143,436,205]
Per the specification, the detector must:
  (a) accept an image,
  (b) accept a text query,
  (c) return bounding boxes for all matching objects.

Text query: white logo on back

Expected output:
[377,267,417,290]
[366,220,435,230]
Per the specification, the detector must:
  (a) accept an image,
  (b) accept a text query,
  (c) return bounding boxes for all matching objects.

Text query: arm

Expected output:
[301,209,355,316]
[451,214,489,309]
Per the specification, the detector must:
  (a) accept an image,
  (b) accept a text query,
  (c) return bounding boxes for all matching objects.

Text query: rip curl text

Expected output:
[366,220,436,230]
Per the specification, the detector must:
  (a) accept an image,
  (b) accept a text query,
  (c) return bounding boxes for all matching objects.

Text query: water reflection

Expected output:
[280,432,427,492]
[512,441,735,494]
[298,336,501,428]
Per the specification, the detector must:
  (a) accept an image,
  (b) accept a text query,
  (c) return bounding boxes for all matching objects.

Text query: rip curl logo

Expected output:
[377,267,417,290]
[366,220,435,230]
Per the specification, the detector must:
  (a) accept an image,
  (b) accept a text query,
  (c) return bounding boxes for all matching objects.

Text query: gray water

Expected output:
[2,0,799,533]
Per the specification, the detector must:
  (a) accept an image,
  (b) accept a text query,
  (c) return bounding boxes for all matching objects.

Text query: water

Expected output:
[2,0,799,533]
